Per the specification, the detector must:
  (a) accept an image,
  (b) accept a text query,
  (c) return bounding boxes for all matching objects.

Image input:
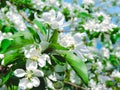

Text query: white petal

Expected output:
[42,54,51,65]
[14,69,25,77]
[19,78,28,90]
[50,9,56,16]
[46,78,55,89]
[0,54,4,59]
[31,77,40,87]
[27,81,33,89]
[48,73,57,81]
[56,12,64,23]
[51,21,59,29]
[33,70,44,77]
[1,59,4,65]
[24,50,30,58]
[38,57,46,67]
[26,60,37,71]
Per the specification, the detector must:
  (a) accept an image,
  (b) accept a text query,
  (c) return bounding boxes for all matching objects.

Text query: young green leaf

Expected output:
[49,43,69,50]
[43,43,69,53]
[49,30,58,43]
[28,27,41,43]
[78,12,91,18]
[61,51,88,85]
[4,50,21,65]
[33,20,47,35]
[0,39,11,53]
[7,31,34,51]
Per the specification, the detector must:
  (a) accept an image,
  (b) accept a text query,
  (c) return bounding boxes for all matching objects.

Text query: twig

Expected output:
[20,12,33,24]
[64,81,86,90]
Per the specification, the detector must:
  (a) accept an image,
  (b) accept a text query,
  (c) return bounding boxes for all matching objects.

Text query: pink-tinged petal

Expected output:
[31,77,40,87]
[14,69,25,77]
[26,60,37,71]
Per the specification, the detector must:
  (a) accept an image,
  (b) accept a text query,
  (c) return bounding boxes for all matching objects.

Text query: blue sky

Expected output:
[64,0,82,4]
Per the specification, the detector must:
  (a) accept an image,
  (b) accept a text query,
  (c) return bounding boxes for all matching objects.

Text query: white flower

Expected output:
[115,51,120,58]
[82,0,95,5]
[48,73,57,81]
[6,5,26,31]
[58,32,92,61]
[101,47,109,58]
[14,61,44,89]
[24,46,51,67]
[111,70,120,78]
[46,78,55,89]
[46,0,60,7]
[96,61,103,71]
[89,79,96,87]
[35,9,67,30]
[70,70,81,84]
[24,46,41,60]
[105,62,113,70]
[83,12,117,32]
[31,0,45,10]
[37,54,51,67]
[58,33,75,47]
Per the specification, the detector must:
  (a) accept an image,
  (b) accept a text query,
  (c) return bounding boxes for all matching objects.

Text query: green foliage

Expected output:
[28,27,41,43]
[78,12,91,18]
[33,20,47,35]
[8,31,34,51]
[0,70,13,86]
[0,20,3,30]
[62,8,70,21]
[61,51,88,85]
[0,39,11,53]
[4,50,21,65]
[49,30,58,43]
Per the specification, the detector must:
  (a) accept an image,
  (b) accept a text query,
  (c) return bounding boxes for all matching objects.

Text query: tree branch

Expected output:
[64,81,86,90]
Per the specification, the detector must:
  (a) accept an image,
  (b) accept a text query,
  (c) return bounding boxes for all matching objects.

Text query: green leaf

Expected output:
[49,43,69,50]
[4,50,21,65]
[55,64,66,72]
[110,33,120,44]
[44,43,68,53]
[61,51,88,85]
[7,31,34,51]
[78,12,91,18]
[33,20,47,35]
[62,8,70,21]
[49,30,58,43]
[0,20,3,29]
[1,70,13,86]
[0,39,11,53]
[28,27,41,43]
[98,15,104,22]
[3,26,11,33]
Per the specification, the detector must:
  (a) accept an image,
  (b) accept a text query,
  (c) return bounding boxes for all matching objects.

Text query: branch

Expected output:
[20,12,33,25]
[64,81,86,90]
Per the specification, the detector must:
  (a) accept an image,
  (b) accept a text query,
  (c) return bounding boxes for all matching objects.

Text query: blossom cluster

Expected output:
[0,0,120,90]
